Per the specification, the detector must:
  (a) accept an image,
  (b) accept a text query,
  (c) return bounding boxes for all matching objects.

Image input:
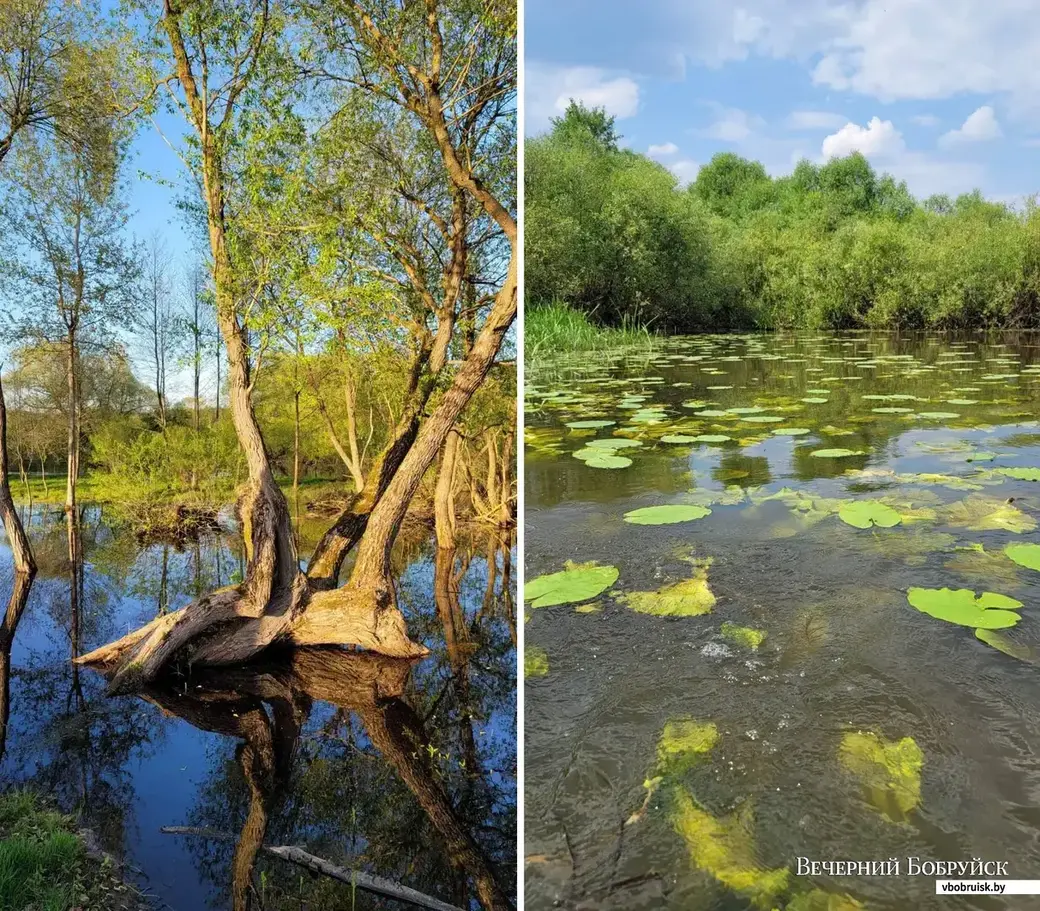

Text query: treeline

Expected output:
[526,103,1040,332]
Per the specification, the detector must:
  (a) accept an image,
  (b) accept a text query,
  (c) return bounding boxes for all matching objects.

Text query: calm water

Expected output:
[0,506,516,910]
[525,333,1040,911]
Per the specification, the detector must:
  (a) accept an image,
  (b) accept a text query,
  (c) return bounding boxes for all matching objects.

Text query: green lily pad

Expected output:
[695,409,730,418]
[995,466,1040,481]
[524,561,619,607]
[916,412,961,420]
[975,628,1034,661]
[942,495,1037,533]
[771,427,812,436]
[621,559,716,616]
[965,451,997,462]
[726,406,766,415]
[839,501,902,529]
[524,647,549,678]
[1005,543,1040,571]
[694,434,733,444]
[740,415,784,423]
[720,622,767,650]
[810,448,866,458]
[872,407,914,414]
[660,434,699,444]
[839,732,923,822]
[587,437,642,450]
[624,505,712,525]
[801,397,829,404]
[573,449,632,468]
[657,718,719,774]
[566,419,615,429]
[907,587,1024,629]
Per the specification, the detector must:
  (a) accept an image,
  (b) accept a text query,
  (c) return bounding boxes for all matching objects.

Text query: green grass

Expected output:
[0,791,83,911]
[525,301,654,358]
[0,791,151,911]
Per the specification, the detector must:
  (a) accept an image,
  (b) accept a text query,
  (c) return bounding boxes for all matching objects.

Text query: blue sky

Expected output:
[525,0,1040,203]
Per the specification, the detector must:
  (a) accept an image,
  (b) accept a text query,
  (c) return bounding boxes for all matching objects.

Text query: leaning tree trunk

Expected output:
[345,260,516,614]
[0,374,35,575]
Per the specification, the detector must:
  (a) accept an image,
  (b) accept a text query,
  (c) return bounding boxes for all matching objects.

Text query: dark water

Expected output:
[524,333,1040,911]
[0,506,516,910]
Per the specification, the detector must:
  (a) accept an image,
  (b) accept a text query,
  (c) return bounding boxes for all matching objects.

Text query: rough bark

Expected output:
[74,3,426,689]
[0,374,36,574]
[435,429,461,549]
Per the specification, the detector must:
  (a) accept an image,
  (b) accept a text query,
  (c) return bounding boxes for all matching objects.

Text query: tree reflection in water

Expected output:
[0,509,515,911]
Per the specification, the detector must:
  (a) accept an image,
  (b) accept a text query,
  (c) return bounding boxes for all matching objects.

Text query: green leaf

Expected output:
[524,561,619,607]
[656,718,719,774]
[624,504,712,525]
[839,732,923,821]
[975,628,1034,661]
[621,559,716,616]
[524,646,549,678]
[838,500,902,529]
[566,419,616,429]
[720,621,767,650]
[810,448,866,458]
[906,587,1024,629]
[1005,542,1040,571]
[995,466,1040,481]
[771,427,811,436]
[572,448,632,468]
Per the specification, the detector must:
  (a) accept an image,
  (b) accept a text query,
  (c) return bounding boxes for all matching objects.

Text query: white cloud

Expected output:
[525,62,639,134]
[821,117,905,160]
[700,106,764,142]
[648,142,680,158]
[939,105,1003,146]
[646,1,1040,113]
[786,110,848,131]
[669,159,701,184]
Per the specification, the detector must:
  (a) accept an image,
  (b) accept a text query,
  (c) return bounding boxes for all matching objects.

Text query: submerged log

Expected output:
[160,827,465,911]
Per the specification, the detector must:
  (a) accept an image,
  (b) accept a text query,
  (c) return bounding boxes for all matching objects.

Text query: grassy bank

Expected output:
[0,791,152,910]
[525,302,654,358]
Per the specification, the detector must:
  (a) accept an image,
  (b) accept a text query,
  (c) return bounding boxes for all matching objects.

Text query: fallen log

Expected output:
[160,826,465,911]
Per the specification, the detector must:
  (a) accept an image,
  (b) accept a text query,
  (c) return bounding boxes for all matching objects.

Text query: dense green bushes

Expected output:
[526,103,1040,332]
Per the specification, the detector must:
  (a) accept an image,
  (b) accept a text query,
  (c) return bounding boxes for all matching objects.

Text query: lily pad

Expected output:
[524,647,549,678]
[573,449,632,468]
[694,434,733,444]
[916,412,961,420]
[720,622,767,650]
[838,500,902,529]
[660,434,699,444]
[839,732,923,821]
[771,427,812,436]
[810,448,866,458]
[906,587,1024,629]
[671,792,791,907]
[801,397,829,404]
[942,495,1037,534]
[657,718,719,774]
[624,504,712,525]
[1005,542,1040,571]
[995,466,1040,482]
[566,419,615,429]
[975,628,1034,661]
[621,559,716,616]
[524,561,619,607]
[740,415,784,423]
[587,437,642,450]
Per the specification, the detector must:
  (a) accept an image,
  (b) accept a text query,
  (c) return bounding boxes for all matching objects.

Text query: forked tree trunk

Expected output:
[72,5,425,690]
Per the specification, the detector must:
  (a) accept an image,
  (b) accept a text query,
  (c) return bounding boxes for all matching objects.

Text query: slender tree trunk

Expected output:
[435,429,460,549]
[499,430,514,526]
[344,369,365,489]
[0,374,35,574]
[65,330,80,515]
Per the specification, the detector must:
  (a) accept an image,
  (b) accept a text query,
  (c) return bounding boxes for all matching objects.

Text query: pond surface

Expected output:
[524,333,1040,911]
[0,506,516,910]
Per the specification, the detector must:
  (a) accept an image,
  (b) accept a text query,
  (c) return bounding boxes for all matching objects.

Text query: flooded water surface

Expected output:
[0,509,516,910]
[524,333,1040,911]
